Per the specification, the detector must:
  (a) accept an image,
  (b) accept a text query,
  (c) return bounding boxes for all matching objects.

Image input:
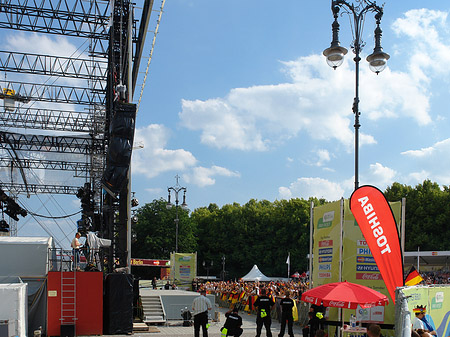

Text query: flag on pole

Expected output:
[405,266,424,286]
[286,253,290,279]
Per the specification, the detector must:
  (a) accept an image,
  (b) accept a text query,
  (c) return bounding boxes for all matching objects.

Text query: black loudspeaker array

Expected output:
[102,102,136,195]
[103,273,134,334]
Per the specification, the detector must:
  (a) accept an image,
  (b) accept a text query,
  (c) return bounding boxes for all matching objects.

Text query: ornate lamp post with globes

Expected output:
[166,175,187,253]
[323,0,389,190]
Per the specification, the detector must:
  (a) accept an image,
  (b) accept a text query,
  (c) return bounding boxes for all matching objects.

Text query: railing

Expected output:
[48,247,106,272]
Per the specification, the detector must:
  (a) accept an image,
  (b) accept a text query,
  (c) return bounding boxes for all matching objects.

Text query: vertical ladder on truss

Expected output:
[60,270,77,334]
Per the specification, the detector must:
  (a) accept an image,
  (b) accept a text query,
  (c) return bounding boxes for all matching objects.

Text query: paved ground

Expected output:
[130,305,303,337]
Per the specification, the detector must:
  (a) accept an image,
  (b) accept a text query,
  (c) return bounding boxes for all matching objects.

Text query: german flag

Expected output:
[405,266,423,286]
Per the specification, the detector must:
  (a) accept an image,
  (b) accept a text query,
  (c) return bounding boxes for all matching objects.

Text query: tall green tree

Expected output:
[385,180,450,251]
[132,198,197,259]
[191,198,324,279]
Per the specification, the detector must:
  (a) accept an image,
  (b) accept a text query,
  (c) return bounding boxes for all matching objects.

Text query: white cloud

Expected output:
[364,163,397,189]
[132,124,197,178]
[278,177,345,201]
[315,149,331,167]
[401,138,450,185]
[408,170,430,184]
[179,45,432,152]
[183,165,240,187]
[392,9,450,81]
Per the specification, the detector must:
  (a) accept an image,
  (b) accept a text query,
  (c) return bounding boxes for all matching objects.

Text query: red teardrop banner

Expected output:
[350,185,403,303]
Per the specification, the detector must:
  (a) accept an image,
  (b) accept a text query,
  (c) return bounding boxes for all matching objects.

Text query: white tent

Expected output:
[0,282,27,337]
[0,237,54,277]
[241,265,271,282]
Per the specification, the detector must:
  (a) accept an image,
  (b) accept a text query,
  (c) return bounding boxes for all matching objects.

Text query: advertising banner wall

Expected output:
[313,200,342,287]
[402,285,450,337]
[170,252,197,286]
[312,198,402,326]
[343,198,401,326]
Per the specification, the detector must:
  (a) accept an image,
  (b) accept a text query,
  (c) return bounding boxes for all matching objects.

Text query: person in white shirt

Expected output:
[71,232,82,271]
[192,289,212,337]
[412,306,437,336]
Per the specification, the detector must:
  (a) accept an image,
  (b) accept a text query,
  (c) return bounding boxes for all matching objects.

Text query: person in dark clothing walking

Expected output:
[278,290,295,337]
[221,306,243,337]
[254,288,275,337]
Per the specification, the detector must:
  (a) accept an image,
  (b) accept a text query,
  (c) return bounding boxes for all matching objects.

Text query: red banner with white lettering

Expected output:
[350,185,403,303]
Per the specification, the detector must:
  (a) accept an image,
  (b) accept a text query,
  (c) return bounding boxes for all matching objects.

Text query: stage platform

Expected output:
[139,288,217,321]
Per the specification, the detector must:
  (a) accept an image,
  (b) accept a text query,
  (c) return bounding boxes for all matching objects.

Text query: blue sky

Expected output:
[5,0,450,248]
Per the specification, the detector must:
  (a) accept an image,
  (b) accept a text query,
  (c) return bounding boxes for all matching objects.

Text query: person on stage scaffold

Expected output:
[71,232,82,271]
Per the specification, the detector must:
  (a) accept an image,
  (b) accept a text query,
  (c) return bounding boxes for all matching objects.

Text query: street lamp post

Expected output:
[166,175,187,253]
[323,0,389,190]
[203,260,213,280]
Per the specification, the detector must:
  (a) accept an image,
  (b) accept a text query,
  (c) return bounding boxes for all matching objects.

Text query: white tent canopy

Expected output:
[241,265,271,282]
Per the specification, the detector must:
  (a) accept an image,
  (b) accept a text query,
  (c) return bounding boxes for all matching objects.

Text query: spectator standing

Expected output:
[278,290,295,337]
[192,289,212,337]
[254,288,275,337]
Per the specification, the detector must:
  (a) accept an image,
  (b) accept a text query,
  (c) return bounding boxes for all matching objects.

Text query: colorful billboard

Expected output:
[170,252,197,286]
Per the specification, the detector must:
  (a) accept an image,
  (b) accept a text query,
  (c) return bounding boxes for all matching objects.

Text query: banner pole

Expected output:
[309,201,314,289]
[401,198,406,266]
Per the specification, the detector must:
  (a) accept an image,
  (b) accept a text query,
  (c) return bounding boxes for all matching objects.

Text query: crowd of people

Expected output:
[196,278,310,302]
[189,277,445,337]
[421,271,450,285]
[190,282,390,337]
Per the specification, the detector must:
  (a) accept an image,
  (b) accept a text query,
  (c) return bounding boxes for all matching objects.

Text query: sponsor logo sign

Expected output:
[318,264,331,270]
[357,248,372,255]
[319,256,333,263]
[318,272,331,278]
[357,240,368,247]
[357,256,376,264]
[357,265,380,272]
[319,240,333,247]
[319,248,333,255]
[356,273,383,280]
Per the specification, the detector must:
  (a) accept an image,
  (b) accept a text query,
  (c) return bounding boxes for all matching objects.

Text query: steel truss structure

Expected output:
[0,0,154,273]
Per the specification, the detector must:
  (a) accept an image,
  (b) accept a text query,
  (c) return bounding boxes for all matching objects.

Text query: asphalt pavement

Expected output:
[96,304,302,337]
[100,305,305,337]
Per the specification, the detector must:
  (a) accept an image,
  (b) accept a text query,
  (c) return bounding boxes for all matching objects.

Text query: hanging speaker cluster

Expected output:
[102,102,136,196]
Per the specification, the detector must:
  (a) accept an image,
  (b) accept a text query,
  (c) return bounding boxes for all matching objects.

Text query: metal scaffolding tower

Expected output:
[0,0,155,273]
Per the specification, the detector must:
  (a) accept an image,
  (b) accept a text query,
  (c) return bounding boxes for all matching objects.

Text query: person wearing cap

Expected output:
[192,289,212,337]
[221,306,243,337]
[254,287,275,337]
[412,306,437,336]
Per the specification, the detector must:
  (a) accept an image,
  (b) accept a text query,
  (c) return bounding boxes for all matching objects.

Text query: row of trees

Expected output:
[132,180,450,280]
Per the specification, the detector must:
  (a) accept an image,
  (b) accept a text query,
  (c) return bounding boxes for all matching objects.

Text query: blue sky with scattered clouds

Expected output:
[4,0,450,247]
